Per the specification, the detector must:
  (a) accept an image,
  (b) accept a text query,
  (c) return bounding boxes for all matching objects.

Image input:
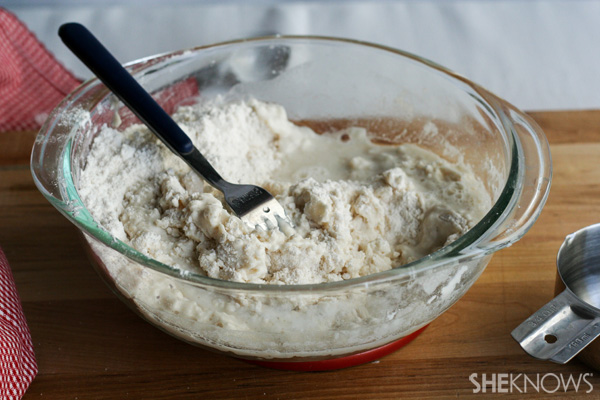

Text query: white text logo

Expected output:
[469,373,594,394]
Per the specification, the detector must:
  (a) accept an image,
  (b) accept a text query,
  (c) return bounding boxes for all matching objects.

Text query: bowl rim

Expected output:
[32,35,537,292]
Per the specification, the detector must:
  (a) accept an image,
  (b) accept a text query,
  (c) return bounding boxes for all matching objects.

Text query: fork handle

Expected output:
[59,23,230,190]
[59,22,195,155]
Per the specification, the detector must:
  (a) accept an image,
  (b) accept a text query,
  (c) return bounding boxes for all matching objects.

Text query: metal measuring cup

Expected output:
[512,223,600,367]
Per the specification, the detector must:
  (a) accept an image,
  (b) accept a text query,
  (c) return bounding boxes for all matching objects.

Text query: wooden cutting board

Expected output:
[2,110,600,399]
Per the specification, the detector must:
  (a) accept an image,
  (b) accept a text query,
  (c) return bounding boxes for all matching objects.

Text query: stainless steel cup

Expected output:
[512,223,600,367]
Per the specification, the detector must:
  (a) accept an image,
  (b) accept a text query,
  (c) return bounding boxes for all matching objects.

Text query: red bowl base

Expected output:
[240,325,428,371]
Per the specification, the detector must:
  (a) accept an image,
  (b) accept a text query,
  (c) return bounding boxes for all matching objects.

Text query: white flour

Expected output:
[79,99,490,285]
[78,98,494,359]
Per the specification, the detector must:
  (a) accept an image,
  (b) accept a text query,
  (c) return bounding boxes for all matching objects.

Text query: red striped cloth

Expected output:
[0,7,65,398]
[0,8,199,133]
[0,8,81,131]
[0,249,36,399]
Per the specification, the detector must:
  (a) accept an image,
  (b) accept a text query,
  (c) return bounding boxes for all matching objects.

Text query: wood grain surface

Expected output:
[2,110,600,399]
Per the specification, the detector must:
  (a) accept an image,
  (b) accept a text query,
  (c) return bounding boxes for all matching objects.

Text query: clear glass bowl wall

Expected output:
[31,37,551,361]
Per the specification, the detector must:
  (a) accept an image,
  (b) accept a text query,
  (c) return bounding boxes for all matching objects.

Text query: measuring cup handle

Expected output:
[511,289,600,364]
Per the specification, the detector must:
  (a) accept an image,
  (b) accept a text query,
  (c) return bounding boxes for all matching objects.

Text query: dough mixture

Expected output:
[79,98,491,285]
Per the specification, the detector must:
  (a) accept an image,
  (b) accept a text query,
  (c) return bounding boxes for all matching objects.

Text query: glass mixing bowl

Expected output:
[31,37,551,370]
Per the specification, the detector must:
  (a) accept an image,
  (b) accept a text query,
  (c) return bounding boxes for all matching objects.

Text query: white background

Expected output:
[3,0,600,111]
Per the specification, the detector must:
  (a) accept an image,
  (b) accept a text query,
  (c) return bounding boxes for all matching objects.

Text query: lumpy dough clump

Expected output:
[79,99,491,284]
